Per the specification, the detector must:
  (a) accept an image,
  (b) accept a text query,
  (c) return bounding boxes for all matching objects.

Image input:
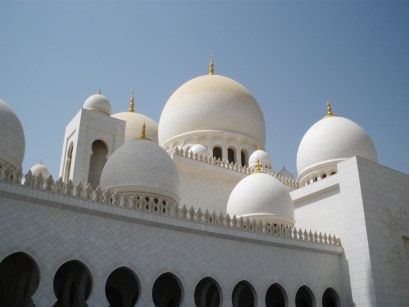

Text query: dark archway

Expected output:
[322,288,339,307]
[240,150,247,167]
[64,142,74,182]
[295,286,315,307]
[0,252,40,307]
[194,277,221,307]
[53,260,92,307]
[105,267,140,307]
[88,140,108,189]
[232,280,255,307]
[228,148,235,164]
[265,283,286,307]
[213,147,222,160]
[152,272,182,307]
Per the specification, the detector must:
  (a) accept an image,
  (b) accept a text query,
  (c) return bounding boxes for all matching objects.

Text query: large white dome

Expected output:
[158,74,266,147]
[112,112,159,144]
[83,93,111,115]
[227,172,295,226]
[100,139,180,203]
[297,115,377,184]
[0,98,25,170]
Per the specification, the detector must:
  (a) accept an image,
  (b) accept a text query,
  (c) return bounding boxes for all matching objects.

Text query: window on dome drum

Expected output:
[64,142,74,182]
[213,147,222,160]
[322,287,339,307]
[194,277,221,307]
[265,283,287,307]
[0,252,40,307]
[88,140,108,189]
[228,148,235,164]
[295,286,315,307]
[106,267,140,307]
[53,260,92,307]
[232,280,256,307]
[152,272,183,307]
[241,150,246,167]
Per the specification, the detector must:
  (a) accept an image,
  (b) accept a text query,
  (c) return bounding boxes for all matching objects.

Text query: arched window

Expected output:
[88,140,108,188]
[106,267,140,307]
[322,288,339,307]
[152,272,183,307]
[241,150,247,167]
[232,280,256,307]
[194,277,221,307]
[53,260,92,307]
[0,252,40,307]
[295,285,315,307]
[265,283,287,307]
[64,142,74,182]
[213,147,222,160]
[228,148,235,164]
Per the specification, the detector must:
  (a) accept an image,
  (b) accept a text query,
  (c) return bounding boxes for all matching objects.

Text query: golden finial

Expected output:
[98,89,101,94]
[325,100,334,118]
[209,54,214,75]
[129,90,135,112]
[141,122,146,139]
[255,158,261,173]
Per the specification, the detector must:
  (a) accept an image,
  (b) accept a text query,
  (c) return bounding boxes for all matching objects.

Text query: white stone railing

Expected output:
[0,166,340,247]
[169,147,299,188]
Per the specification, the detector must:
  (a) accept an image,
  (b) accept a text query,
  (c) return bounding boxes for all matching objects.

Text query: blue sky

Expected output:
[1,0,408,177]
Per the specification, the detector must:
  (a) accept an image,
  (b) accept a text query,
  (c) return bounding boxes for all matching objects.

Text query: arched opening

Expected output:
[88,140,108,188]
[152,272,183,307]
[232,280,255,307]
[240,150,247,167]
[53,260,92,307]
[228,148,235,164]
[213,147,222,160]
[265,283,286,307]
[322,288,339,307]
[194,277,221,307]
[0,252,40,307]
[64,142,74,182]
[106,267,140,307]
[295,286,315,307]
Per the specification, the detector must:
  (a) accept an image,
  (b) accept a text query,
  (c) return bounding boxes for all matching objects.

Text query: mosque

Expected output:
[0,58,408,307]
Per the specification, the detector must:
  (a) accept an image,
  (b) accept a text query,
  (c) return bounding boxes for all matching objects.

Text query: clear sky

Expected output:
[1,0,408,178]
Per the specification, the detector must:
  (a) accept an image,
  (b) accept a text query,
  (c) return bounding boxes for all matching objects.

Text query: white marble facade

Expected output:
[0,66,408,307]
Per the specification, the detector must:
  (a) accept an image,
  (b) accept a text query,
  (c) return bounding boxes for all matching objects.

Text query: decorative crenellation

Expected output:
[0,167,341,247]
[169,147,299,188]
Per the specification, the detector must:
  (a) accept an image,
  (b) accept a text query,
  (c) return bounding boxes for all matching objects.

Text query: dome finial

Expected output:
[255,158,261,173]
[326,100,334,117]
[209,54,214,75]
[129,90,135,112]
[141,122,146,139]
[98,89,101,94]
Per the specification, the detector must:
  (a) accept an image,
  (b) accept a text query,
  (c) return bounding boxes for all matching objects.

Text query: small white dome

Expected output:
[159,74,266,147]
[83,93,112,115]
[0,98,25,170]
[30,162,49,178]
[248,149,272,169]
[112,112,159,144]
[227,172,295,226]
[297,115,377,184]
[189,144,210,157]
[100,139,180,203]
[277,166,295,180]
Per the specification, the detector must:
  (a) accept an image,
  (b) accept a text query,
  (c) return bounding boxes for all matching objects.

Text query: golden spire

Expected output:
[325,100,334,118]
[255,158,261,173]
[129,90,135,112]
[209,54,214,75]
[140,122,146,139]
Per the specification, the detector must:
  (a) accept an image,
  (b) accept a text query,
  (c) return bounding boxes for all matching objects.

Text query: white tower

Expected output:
[59,93,126,188]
